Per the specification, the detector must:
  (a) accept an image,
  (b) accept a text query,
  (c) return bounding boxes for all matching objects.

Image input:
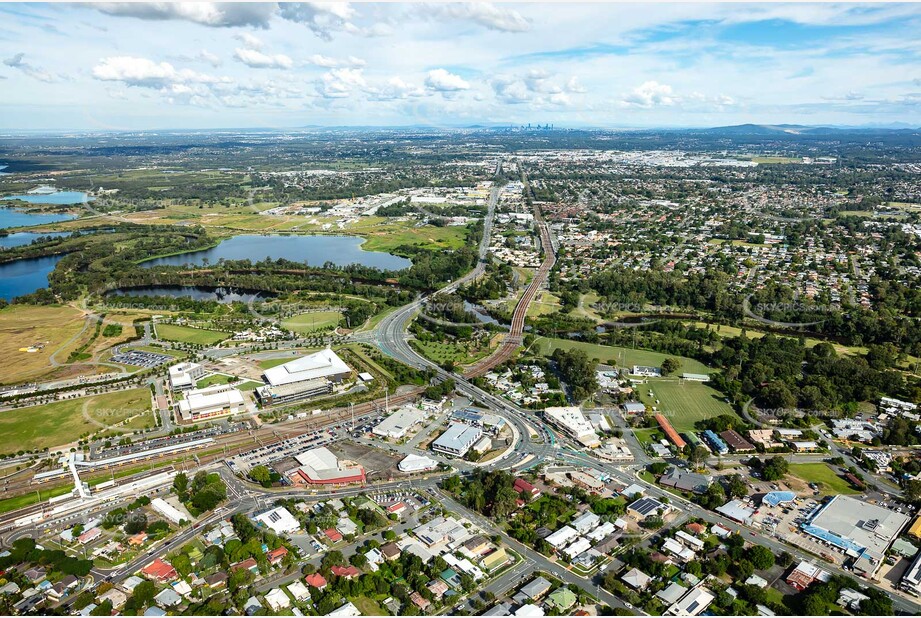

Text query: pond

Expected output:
[0,255,65,301]
[140,234,411,270]
[0,189,92,205]
[106,286,270,304]
[0,231,72,249]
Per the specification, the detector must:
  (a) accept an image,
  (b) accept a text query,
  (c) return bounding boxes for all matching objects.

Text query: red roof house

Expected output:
[140,558,177,583]
[305,573,327,590]
[331,565,361,580]
[324,528,343,543]
[267,546,288,565]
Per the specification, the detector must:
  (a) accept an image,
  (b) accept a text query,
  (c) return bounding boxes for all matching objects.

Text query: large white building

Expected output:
[176,384,245,421]
[168,362,205,391]
[255,506,301,534]
[257,349,352,406]
[432,423,483,457]
[373,406,426,439]
[543,407,600,447]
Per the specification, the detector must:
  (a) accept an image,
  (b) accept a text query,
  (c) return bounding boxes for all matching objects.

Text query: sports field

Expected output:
[635,378,738,432]
[281,310,342,334]
[788,463,859,496]
[155,323,229,345]
[0,387,153,452]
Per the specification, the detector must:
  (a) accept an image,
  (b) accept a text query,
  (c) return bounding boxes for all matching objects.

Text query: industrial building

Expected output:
[398,454,438,473]
[801,495,910,577]
[257,348,351,405]
[432,423,483,457]
[543,406,600,448]
[372,406,426,439]
[176,384,245,421]
[168,362,205,391]
[290,447,366,485]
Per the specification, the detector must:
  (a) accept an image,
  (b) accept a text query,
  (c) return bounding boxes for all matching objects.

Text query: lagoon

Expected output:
[0,255,65,300]
[0,207,76,229]
[1,190,92,205]
[0,231,71,249]
[141,234,411,270]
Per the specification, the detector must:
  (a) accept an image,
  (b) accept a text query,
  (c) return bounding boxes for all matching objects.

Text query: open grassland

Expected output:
[788,463,859,496]
[526,291,561,318]
[155,323,229,345]
[411,338,495,366]
[281,310,342,334]
[571,292,603,321]
[532,336,713,373]
[635,378,737,432]
[688,322,868,356]
[0,387,152,452]
[0,304,88,385]
[750,156,801,164]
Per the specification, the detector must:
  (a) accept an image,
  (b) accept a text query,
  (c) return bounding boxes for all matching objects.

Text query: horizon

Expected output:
[2,2,920,131]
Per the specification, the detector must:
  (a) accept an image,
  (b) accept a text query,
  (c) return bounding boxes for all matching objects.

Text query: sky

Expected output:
[0,2,919,131]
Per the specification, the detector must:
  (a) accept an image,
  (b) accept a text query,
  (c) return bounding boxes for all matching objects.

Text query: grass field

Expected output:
[635,378,738,432]
[788,463,859,496]
[411,338,494,366]
[196,374,236,388]
[0,304,87,384]
[350,597,387,616]
[155,323,229,345]
[257,356,299,370]
[281,310,342,334]
[527,291,561,318]
[0,387,153,452]
[531,337,714,374]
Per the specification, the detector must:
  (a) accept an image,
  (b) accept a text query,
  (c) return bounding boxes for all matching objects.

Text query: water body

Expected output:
[0,255,65,300]
[140,234,411,271]
[107,286,269,304]
[462,300,503,326]
[0,231,71,249]
[0,207,76,229]
[1,190,92,205]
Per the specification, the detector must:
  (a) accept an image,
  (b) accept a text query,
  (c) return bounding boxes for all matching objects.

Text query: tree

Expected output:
[124,512,148,535]
[173,472,189,500]
[749,546,775,571]
[131,580,156,609]
[249,465,272,486]
[661,357,682,376]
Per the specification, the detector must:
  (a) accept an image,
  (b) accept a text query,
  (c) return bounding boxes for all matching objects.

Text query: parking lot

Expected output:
[111,349,173,368]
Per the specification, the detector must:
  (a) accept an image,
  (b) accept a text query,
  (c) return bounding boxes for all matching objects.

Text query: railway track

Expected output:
[465,204,556,378]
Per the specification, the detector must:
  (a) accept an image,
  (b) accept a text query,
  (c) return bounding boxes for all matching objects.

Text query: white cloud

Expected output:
[92,56,229,88]
[308,54,365,69]
[235,32,265,50]
[419,2,531,33]
[370,77,426,100]
[90,2,275,28]
[316,67,366,98]
[3,52,56,83]
[234,47,293,70]
[198,50,222,68]
[277,2,359,41]
[425,69,470,92]
[622,81,678,108]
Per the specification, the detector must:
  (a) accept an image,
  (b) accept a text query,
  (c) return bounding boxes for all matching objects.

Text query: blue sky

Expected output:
[0,2,919,130]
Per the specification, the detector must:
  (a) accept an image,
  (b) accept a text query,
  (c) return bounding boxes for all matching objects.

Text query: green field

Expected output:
[0,388,153,452]
[196,374,236,388]
[281,310,342,334]
[155,323,229,345]
[635,378,738,432]
[532,337,714,374]
[788,463,859,495]
[411,339,494,366]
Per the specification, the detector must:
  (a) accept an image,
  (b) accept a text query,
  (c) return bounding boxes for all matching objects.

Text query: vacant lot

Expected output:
[532,337,714,374]
[635,378,738,432]
[0,387,153,452]
[0,304,87,384]
[281,310,342,334]
[788,463,859,496]
[155,323,229,345]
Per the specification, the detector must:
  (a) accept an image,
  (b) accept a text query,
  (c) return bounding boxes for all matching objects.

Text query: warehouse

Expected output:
[291,447,366,485]
[432,423,483,457]
[257,348,351,405]
[373,406,426,439]
[176,384,245,421]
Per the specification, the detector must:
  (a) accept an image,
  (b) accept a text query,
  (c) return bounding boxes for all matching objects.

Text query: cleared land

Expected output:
[0,387,153,452]
[281,310,342,334]
[155,323,229,345]
[788,463,859,496]
[0,304,88,384]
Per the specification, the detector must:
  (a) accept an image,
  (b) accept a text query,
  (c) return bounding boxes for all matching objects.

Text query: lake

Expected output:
[0,255,65,300]
[140,234,412,270]
[0,231,71,249]
[1,190,92,205]
[0,207,76,229]
[106,286,269,304]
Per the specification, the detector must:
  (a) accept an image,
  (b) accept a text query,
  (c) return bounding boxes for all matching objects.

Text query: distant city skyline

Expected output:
[1,2,919,130]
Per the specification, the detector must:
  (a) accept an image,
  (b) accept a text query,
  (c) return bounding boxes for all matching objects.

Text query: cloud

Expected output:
[622,81,678,108]
[92,56,228,88]
[316,67,366,98]
[490,71,584,105]
[419,2,531,33]
[234,47,293,69]
[369,77,426,100]
[198,50,222,68]
[90,2,276,28]
[277,2,359,40]
[425,69,470,92]
[3,52,56,83]
[308,54,365,69]
[235,32,265,50]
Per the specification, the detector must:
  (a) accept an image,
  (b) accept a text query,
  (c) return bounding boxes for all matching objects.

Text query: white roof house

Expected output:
[255,507,300,534]
[264,588,291,611]
[151,498,187,525]
[263,349,351,387]
[546,525,579,549]
[287,581,311,602]
[571,511,600,534]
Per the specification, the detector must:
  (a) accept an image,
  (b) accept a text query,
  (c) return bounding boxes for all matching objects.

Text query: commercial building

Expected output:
[291,447,366,485]
[432,423,483,457]
[257,348,351,405]
[372,406,426,439]
[801,495,910,577]
[168,362,205,391]
[543,406,600,447]
[398,454,437,473]
[659,467,712,494]
[720,430,755,452]
[901,552,921,596]
[255,507,300,534]
[151,498,187,524]
[176,384,245,421]
[701,429,728,454]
